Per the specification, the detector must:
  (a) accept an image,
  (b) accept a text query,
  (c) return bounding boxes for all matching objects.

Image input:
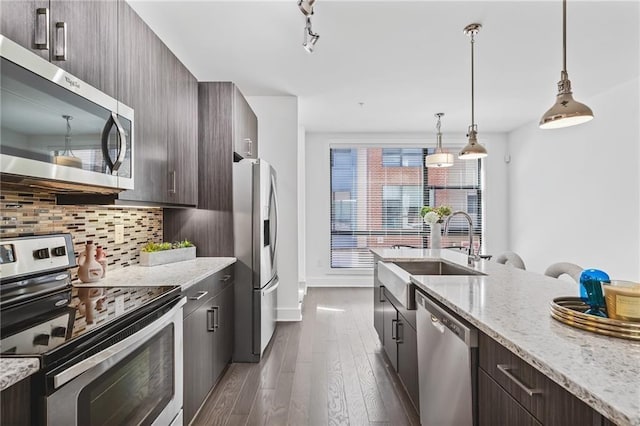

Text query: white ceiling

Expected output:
[128,0,639,133]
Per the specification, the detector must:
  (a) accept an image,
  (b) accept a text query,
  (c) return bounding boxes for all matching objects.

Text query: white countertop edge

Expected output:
[0,358,40,391]
[73,257,237,291]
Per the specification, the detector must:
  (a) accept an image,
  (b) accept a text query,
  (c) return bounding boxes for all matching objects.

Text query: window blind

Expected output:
[330,146,483,269]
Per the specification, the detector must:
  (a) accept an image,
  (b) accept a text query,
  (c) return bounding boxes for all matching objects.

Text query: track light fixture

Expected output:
[298,0,316,16]
[303,16,320,53]
[425,113,454,168]
[539,0,593,129]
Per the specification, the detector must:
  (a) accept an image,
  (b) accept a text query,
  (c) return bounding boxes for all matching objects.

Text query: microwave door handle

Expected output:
[111,113,127,173]
[100,113,127,173]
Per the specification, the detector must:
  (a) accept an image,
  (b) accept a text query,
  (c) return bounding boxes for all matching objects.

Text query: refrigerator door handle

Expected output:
[270,173,279,264]
[263,279,279,296]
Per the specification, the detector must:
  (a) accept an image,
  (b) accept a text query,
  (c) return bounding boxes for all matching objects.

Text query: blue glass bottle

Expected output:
[579,269,609,317]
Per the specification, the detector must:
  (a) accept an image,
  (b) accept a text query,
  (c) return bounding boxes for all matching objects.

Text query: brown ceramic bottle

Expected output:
[77,241,103,283]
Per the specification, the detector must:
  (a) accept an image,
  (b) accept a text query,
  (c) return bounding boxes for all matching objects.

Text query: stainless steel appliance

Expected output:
[416,291,478,426]
[233,158,279,362]
[0,234,183,425]
[0,35,134,193]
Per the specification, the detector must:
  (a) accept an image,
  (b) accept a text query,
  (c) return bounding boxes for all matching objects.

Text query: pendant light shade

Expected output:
[425,113,454,168]
[459,23,488,160]
[539,0,593,129]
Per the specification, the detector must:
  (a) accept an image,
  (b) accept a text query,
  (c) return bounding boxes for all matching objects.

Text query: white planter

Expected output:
[139,246,196,267]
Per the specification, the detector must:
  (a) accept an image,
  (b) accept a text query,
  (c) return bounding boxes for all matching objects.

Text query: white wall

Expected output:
[305,132,510,287]
[246,96,302,320]
[507,77,640,280]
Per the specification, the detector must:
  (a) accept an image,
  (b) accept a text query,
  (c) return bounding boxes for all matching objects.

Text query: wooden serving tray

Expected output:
[550,297,640,341]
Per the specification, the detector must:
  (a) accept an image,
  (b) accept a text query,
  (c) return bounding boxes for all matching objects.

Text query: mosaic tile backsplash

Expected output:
[0,184,163,277]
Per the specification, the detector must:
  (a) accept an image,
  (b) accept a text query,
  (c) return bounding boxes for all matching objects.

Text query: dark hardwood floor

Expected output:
[192,287,420,426]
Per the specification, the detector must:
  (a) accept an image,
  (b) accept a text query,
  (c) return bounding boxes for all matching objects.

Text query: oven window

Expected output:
[77,324,174,426]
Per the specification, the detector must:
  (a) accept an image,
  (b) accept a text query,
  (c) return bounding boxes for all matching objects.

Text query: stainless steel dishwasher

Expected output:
[416,291,478,426]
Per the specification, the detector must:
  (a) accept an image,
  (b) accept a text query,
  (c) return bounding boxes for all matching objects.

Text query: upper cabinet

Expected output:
[233,87,258,160]
[0,0,118,98]
[197,82,258,211]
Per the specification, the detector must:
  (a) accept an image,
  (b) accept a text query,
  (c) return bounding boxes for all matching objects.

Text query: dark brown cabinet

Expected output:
[0,0,49,60]
[0,0,118,97]
[233,87,258,159]
[116,2,197,207]
[378,285,419,411]
[183,266,234,424]
[478,332,606,425]
[397,316,419,410]
[479,369,542,426]
[1,376,32,425]
[382,287,398,371]
[373,254,385,342]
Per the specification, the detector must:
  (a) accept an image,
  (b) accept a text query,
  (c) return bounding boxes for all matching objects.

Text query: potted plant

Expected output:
[139,239,196,266]
[420,206,452,249]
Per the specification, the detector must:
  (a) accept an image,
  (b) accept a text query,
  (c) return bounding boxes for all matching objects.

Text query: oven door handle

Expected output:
[52,297,185,389]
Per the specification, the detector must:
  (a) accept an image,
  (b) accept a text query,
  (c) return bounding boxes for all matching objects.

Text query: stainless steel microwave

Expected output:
[0,35,134,193]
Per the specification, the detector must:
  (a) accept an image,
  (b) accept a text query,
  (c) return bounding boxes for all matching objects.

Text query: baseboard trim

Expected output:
[306,276,373,287]
[277,305,302,322]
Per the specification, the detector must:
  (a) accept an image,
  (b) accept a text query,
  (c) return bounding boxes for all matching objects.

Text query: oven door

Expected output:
[45,297,184,426]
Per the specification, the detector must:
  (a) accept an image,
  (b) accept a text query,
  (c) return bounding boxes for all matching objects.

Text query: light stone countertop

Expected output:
[371,247,640,426]
[0,358,40,391]
[73,257,237,291]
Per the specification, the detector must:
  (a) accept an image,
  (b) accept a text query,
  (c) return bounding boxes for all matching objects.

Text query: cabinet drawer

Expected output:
[479,368,541,426]
[479,333,597,425]
[183,265,234,317]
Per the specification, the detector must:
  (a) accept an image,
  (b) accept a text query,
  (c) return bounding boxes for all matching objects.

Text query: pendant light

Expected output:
[425,113,454,168]
[539,0,593,129]
[459,23,488,160]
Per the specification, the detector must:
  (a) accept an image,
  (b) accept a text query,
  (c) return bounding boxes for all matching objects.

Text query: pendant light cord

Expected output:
[470,31,475,128]
[562,0,567,73]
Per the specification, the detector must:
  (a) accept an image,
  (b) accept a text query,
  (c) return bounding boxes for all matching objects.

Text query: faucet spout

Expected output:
[443,211,479,264]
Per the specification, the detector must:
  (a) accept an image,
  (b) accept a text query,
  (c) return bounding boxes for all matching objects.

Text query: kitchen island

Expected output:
[371,247,640,426]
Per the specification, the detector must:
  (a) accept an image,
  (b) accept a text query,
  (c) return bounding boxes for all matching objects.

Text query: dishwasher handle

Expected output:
[416,291,478,348]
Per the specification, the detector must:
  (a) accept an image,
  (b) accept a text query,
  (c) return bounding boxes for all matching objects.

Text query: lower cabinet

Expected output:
[479,369,542,426]
[183,267,234,424]
[373,255,384,342]
[397,317,419,410]
[379,286,419,411]
[478,332,606,426]
[0,377,31,425]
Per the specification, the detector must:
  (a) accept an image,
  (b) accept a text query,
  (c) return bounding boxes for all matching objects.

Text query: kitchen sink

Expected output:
[393,261,484,276]
[377,260,485,311]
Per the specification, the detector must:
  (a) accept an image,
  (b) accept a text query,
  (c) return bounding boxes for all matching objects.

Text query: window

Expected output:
[382,148,423,167]
[330,146,483,268]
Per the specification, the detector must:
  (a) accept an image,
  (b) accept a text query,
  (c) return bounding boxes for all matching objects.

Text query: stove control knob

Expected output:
[51,246,67,257]
[51,327,67,338]
[33,334,50,346]
[33,248,50,260]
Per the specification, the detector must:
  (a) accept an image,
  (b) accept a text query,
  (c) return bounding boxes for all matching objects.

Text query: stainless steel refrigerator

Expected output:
[233,158,279,362]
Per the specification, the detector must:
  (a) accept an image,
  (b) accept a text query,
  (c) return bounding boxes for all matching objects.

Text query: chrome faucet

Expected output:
[443,211,480,265]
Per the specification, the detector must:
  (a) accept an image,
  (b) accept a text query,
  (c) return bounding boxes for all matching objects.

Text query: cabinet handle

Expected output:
[207,307,215,332]
[496,364,543,396]
[34,8,49,50]
[380,286,385,303]
[396,320,403,344]
[189,290,208,301]
[391,319,397,340]
[244,138,252,155]
[169,170,177,194]
[220,274,231,283]
[54,22,67,61]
